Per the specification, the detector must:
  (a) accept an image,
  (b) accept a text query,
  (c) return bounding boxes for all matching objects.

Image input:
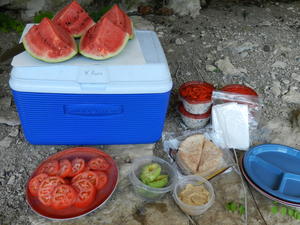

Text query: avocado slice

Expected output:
[139,163,161,184]
[148,174,169,188]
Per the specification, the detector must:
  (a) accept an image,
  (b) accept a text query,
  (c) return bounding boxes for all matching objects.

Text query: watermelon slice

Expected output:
[79,17,129,60]
[53,1,95,38]
[100,4,134,39]
[23,18,77,63]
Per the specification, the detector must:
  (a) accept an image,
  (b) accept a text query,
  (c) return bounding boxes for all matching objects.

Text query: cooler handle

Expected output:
[64,104,123,116]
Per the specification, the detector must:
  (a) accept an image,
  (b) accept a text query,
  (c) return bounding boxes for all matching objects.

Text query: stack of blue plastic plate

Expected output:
[240,144,300,207]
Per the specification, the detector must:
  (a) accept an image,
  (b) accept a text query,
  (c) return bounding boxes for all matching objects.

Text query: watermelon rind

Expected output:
[79,33,129,60]
[23,37,77,63]
[129,20,134,40]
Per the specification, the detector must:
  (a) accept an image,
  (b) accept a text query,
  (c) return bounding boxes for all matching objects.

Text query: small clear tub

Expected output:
[178,103,211,128]
[173,175,215,216]
[179,81,215,114]
[129,156,177,201]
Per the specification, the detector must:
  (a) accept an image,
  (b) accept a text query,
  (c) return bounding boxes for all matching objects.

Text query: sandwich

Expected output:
[177,134,223,177]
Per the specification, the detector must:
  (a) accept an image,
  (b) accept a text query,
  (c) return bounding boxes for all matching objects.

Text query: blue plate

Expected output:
[244,144,300,203]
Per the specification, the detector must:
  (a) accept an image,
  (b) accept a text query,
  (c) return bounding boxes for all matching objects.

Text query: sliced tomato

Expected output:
[94,171,108,190]
[69,158,86,177]
[51,184,77,209]
[38,176,65,206]
[72,179,96,208]
[72,171,99,188]
[57,159,72,178]
[38,160,59,176]
[28,173,48,196]
[88,157,110,171]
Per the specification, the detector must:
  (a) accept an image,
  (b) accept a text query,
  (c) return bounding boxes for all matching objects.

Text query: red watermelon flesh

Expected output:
[53,1,95,38]
[79,17,129,60]
[23,17,77,63]
[100,4,134,39]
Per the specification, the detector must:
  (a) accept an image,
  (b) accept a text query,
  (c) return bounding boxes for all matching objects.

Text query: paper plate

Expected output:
[25,147,118,220]
[243,144,300,204]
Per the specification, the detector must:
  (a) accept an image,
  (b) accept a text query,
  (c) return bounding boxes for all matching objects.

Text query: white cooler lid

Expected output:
[10,24,172,94]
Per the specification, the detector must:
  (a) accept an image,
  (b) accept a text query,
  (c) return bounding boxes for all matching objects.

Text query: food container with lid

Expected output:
[9,24,172,145]
[178,103,211,128]
[172,175,215,216]
[179,81,214,114]
[129,156,178,201]
[221,84,258,96]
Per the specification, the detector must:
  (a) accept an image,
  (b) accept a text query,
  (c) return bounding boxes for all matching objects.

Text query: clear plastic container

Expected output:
[179,81,214,114]
[129,156,178,201]
[178,102,211,128]
[173,175,215,216]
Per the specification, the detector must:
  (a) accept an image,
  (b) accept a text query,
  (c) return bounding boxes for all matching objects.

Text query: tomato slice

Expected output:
[38,176,65,206]
[72,171,99,188]
[69,158,86,177]
[94,171,108,190]
[72,179,96,208]
[57,159,72,178]
[88,157,110,171]
[38,160,59,176]
[28,173,48,196]
[51,184,77,209]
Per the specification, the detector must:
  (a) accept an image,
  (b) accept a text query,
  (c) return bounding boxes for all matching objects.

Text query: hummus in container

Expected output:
[173,175,214,216]
[178,103,210,129]
[179,81,214,114]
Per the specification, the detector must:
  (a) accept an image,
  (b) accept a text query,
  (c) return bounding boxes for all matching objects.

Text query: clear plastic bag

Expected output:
[162,129,234,180]
[211,91,263,150]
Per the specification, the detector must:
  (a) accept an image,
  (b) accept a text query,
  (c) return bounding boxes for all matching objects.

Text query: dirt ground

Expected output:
[0,0,300,224]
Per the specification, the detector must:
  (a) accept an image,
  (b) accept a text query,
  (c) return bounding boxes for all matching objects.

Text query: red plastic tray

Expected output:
[25,147,119,220]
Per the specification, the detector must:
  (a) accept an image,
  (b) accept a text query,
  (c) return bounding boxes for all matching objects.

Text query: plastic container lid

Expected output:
[178,102,211,119]
[179,81,214,104]
[221,84,258,96]
[243,144,300,203]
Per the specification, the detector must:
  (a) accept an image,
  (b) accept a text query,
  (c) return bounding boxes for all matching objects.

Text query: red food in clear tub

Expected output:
[220,84,258,96]
[178,103,211,128]
[179,81,215,114]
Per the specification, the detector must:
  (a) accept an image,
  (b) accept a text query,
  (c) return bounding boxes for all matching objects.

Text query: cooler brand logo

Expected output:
[84,70,103,77]
[78,68,108,83]
[64,104,123,116]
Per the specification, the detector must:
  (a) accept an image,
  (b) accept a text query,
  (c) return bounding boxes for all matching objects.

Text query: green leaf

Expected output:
[0,13,24,34]
[281,207,287,216]
[230,202,238,212]
[297,212,300,220]
[271,206,278,214]
[239,205,245,215]
[90,5,112,22]
[288,208,295,217]
[225,202,232,211]
[272,201,279,206]
[293,211,298,219]
[33,11,54,23]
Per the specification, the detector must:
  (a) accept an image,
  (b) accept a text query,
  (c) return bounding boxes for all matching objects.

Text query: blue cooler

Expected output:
[9,24,172,145]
